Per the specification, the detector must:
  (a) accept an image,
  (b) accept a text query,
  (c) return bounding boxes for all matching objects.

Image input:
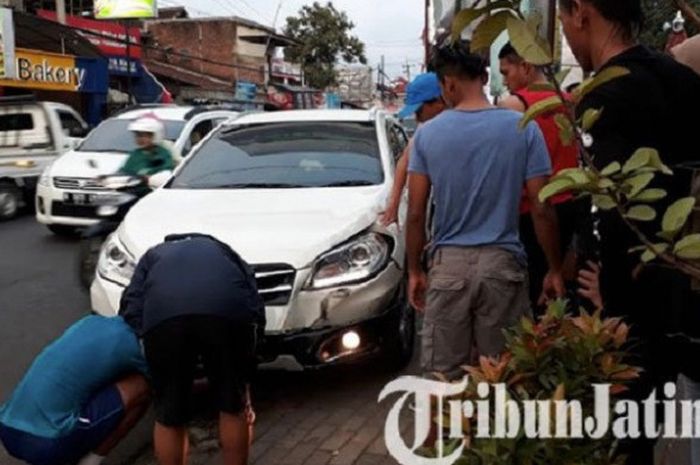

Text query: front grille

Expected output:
[53,177,106,191]
[253,264,296,306]
[51,201,99,218]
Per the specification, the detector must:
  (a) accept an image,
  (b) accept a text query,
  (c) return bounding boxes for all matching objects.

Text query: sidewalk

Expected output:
[134,357,418,465]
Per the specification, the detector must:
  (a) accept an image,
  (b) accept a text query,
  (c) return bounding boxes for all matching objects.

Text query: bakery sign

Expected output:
[0,49,86,92]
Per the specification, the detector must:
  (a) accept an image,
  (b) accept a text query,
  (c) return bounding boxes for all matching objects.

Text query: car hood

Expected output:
[50,150,128,177]
[118,186,389,269]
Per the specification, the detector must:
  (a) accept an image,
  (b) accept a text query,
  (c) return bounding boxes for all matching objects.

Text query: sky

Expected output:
[163,0,426,79]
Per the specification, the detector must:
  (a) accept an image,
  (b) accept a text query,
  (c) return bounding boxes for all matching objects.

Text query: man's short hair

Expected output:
[431,41,488,81]
[498,42,523,63]
[558,0,644,39]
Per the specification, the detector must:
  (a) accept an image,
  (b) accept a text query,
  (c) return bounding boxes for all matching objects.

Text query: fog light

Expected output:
[341,331,361,350]
[97,205,118,217]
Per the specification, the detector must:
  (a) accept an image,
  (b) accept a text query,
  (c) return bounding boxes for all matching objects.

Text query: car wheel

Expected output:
[78,236,104,291]
[47,225,79,236]
[0,186,20,220]
[384,285,416,370]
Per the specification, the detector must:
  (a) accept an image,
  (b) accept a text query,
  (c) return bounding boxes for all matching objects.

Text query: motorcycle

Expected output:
[77,171,172,291]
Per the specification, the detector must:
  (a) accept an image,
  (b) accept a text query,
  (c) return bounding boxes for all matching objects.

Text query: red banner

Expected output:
[37,10,142,58]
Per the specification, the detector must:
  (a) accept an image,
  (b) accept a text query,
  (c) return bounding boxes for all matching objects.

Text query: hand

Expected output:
[538,270,566,306]
[409,271,428,312]
[380,202,400,227]
[577,261,603,310]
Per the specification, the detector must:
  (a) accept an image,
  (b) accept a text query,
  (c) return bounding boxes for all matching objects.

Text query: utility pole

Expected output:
[403,60,412,81]
[56,0,66,24]
[424,0,430,70]
[380,55,385,103]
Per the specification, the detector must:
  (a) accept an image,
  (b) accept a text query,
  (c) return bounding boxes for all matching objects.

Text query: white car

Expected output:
[91,108,415,369]
[35,105,239,235]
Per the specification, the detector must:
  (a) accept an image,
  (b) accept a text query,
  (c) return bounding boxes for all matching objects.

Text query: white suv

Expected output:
[91,109,415,369]
[36,105,239,235]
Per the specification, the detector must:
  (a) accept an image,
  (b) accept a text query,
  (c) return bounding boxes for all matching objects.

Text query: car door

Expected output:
[55,108,89,151]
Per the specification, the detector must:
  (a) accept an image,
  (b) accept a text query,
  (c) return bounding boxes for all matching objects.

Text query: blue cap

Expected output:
[398,73,442,119]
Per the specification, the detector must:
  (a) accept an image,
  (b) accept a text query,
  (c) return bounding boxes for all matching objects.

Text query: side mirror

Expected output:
[148,170,173,189]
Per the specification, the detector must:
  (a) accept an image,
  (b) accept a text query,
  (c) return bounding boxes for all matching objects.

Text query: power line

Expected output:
[237,0,274,25]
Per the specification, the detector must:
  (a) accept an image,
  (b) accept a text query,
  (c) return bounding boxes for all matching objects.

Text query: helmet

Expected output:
[128,116,164,145]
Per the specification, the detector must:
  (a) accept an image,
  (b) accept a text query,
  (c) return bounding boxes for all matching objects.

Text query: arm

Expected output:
[118,252,150,335]
[406,172,431,311]
[381,141,412,226]
[498,95,527,112]
[526,176,565,302]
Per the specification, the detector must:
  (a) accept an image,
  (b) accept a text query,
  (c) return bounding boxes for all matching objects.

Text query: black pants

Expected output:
[143,315,256,427]
[520,200,577,312]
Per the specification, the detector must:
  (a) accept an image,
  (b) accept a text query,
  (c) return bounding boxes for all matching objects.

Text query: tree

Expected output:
[640,0,700,50]
[283,2,367,90]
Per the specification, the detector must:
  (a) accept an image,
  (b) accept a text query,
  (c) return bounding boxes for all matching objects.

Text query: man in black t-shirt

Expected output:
[120,234,265,465]
[559,1,700,463]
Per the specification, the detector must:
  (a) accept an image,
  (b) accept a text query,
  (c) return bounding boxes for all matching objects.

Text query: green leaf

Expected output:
[593,194,617,210]
[662,197,697,234]
[471,11,514,52]
[452,8,482,42]
[624,173,655,198]
[528,82,556,92]
[519,95,564,129]
[622,148,653,174]
[675,234,700,260]
[506,16,553,66]
[555,67,572,86]
[555,168,590,185]
[553,113,575,145]
[641,243,669,263]
[539,178,574,202]
[633,189,667,202]
[601,162,622,176]
[451,1,515,42]
[598,178,615,189]
[581,108,603,132]
[574,66,631,103]
[647,149,674,176]
[625,205,657,222]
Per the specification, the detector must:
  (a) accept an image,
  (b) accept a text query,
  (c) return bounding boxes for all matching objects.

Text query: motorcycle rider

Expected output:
[119,116,175,179]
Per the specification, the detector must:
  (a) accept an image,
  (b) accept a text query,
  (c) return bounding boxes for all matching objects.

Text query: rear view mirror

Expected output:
[149,171,173,189]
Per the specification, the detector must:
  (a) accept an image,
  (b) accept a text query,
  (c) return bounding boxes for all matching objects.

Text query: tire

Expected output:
[78,236,104,291]
[47,225,79,236]
[0,186,21,220]
[383,284,416,371]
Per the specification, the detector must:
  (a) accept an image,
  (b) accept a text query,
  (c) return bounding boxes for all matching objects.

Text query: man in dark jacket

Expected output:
[120,234,265,465]
[559,0,700,463]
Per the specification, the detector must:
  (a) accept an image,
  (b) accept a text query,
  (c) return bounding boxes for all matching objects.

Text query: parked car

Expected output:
[0,96,88,220]
[91,108,415,369]
[35,105,239,235]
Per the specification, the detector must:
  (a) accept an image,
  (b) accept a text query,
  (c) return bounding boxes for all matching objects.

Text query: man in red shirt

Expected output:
[498,42,580,309]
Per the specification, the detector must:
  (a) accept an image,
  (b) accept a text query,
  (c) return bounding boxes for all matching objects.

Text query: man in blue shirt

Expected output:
[120,233,264,465]
[0,316,149,465]
[406,42,565,381]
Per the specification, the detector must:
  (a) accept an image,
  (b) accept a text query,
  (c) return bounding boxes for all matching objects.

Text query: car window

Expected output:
[0,113,34,131]
[78,119,186,153]
[57,110,86,137]
[169,121,383,189]
[182,119,216,156]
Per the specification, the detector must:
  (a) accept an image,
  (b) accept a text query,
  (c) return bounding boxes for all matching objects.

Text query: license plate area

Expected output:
[63,192,95,205]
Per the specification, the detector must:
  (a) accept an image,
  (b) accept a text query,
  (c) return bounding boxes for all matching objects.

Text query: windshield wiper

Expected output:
[206,182,308,189]
[320,180,377,187]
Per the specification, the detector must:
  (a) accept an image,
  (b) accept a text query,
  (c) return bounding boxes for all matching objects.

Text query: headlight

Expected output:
[305,232,393,289]
[38,166,51,187]
[97,234,136,287]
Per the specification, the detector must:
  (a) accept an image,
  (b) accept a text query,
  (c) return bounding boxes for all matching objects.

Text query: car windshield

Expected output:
[78,119,185,153]
[168,121,383,189]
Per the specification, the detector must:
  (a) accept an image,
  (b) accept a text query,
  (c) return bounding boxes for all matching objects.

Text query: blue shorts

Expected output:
[0,385,124,465]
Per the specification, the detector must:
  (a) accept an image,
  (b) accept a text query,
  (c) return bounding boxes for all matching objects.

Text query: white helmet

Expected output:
[128,116,165,145]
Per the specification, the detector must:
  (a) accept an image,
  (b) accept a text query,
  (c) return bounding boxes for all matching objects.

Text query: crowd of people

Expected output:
[1,0,700,464]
